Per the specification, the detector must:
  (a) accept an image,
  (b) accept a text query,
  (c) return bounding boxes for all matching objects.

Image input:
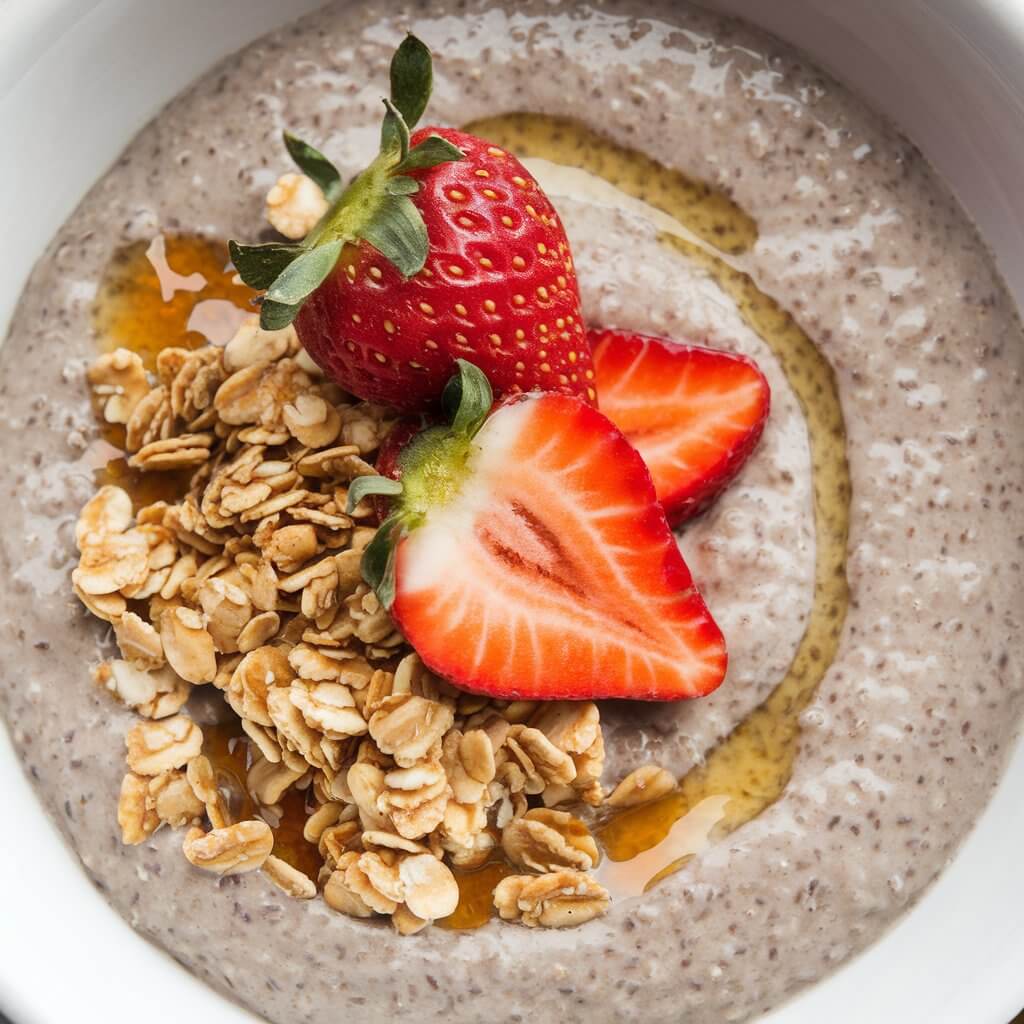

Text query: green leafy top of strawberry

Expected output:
[229,34,463,330]
[346,358,493,608]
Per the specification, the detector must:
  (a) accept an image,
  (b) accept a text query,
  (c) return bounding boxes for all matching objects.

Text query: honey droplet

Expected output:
[94,455,191,512]
[598,790,691,864]
[92,234,253,371]
[270,788,321,881]
[201,721,253,824]
[437,859,518,931]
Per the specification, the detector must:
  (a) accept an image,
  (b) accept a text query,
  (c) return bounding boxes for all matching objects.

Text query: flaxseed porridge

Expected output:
[1,2,1021,1023]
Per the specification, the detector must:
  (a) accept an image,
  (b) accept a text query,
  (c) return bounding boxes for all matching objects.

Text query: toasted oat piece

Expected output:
[182,820,274,875]
[262,854,317,899]
[265,172,328,240]
[125,716,203,776]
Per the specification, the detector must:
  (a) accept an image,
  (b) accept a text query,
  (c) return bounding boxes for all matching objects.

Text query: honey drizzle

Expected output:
[94,456,192,512]
[199,721,320,879]
[466,113,758,256]
[92,234,252,371]
[91,234,250,509]
[469,113,851,876]
[270,789,321,881]
[201,720,254,824]
[438,860,519,930]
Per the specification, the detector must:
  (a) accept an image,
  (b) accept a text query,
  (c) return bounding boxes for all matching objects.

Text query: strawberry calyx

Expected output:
[228,34,464,330]
[345,359,493,608]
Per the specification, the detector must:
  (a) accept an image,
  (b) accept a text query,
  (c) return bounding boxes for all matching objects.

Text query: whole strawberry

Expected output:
[230,35,595,412]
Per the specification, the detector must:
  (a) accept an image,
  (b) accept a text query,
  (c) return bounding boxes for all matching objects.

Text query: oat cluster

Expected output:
[75,316,676,933]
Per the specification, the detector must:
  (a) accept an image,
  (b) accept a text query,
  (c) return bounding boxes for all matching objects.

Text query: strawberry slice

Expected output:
[349,362,727,701]
[591,329,770,526]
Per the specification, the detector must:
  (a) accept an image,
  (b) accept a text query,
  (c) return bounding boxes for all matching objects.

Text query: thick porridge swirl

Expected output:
[0,2,1021,1023]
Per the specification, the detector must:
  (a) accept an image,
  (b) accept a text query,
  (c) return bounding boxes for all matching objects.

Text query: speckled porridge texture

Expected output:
[1,2,1022,1022]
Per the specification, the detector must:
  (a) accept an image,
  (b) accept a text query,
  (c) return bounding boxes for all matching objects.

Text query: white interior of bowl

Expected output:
[0,1,1021,1022]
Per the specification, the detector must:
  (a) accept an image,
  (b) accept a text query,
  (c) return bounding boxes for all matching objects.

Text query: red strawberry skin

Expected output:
[591,329,770,526]
[295,127,596,412]
[389,393,727,701]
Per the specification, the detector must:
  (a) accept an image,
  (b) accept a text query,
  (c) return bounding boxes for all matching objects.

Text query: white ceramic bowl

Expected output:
[1,2,1022,1022]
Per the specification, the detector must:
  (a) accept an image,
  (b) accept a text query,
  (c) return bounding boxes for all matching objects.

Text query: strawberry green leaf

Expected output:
[259,297,302,331]
[345,475,404,514]
[386,175,420,196]
[283,131,343,202]
[361,512,402,609]
[443,359,493,437]
[389,34,432,131]
[228,240,304,290]
[380,99,410,162]
[394,135,464,174]
[265,239,344,306]
[361,193,428,278]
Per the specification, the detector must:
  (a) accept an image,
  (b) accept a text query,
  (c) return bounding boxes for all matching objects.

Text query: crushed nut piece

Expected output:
[94,661,189,719]
[501,808,599,873]
[113,612,164,669]
[223,317,295,373]
[493,870,609,929]
[265,172,329,240]
[87,348,149,424]
[118,772,159,845]
[149,770,205,828]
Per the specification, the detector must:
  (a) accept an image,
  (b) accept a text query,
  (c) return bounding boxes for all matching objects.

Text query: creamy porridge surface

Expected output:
[1,1,1022,1022]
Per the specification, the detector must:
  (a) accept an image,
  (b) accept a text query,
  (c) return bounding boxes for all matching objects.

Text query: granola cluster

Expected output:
[74,316,683,933]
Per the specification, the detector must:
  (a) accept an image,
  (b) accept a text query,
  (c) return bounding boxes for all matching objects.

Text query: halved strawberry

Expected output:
[349,362,727,701]
[591,329,770,525]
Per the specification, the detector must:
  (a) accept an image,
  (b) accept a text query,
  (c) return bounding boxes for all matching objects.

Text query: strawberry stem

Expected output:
[282,132,343,201]
[361,511,402,610]
[357,360,493,607]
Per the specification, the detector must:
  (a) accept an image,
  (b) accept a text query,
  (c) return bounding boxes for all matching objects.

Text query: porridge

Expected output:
[0,2,1021,1023]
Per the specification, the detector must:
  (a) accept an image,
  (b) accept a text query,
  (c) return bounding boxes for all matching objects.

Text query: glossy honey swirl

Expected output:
[466,113,851,875]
